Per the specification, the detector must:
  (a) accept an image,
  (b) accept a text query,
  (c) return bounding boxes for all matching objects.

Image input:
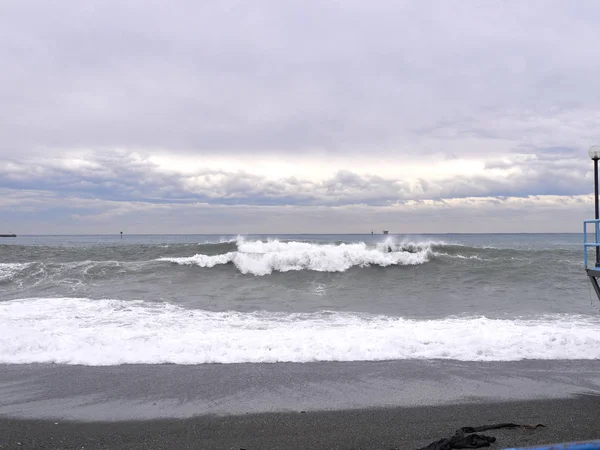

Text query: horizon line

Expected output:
[2,232,585,236]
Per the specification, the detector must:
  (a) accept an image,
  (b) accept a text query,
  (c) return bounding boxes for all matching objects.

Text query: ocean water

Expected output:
[1,233,599,366]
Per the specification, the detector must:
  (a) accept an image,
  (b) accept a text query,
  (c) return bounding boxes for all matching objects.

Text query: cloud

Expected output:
[1,1,599,232]
[2,0,600,157]
[0,187,591,234]
[0,149,593,209]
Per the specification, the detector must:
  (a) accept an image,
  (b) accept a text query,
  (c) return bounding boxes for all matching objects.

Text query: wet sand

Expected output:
[2,397,600,449]
[1,360,600,449]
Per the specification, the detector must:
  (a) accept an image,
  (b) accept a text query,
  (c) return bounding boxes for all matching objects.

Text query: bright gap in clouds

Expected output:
[147,154,486,181]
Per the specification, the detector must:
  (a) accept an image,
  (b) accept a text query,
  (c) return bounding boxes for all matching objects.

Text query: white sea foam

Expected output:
[159,239,432,275]
[0,263,30,282]
[433,252,486,261]
[2,297,600,365]
[374,236,448,253]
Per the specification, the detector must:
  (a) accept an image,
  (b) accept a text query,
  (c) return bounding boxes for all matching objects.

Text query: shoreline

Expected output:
[2,397,600,449]
[2,360,600,420]
[2,360,600,448]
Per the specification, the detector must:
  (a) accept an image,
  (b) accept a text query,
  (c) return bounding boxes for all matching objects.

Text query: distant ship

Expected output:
[0,234,16,237]
[383,230,389,235]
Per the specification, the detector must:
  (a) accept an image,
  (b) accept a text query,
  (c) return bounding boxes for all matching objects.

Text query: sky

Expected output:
[1,0,600,234]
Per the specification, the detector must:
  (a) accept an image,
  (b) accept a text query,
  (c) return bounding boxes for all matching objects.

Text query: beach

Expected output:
[3,0,600,444]
[3,397,600,450]
[2,360,600,449]
[2,234,600,448]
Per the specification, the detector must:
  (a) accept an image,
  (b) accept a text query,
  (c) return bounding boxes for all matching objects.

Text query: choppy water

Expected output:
[1,233,599,365]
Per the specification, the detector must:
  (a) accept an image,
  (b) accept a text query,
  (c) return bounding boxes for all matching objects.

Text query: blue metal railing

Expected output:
[583,219,600,269]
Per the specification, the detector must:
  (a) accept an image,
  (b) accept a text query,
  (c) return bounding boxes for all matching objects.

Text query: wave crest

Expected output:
[159,239,433,275]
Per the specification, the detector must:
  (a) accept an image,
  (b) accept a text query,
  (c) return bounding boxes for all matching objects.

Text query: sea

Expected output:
[1,233,599,366]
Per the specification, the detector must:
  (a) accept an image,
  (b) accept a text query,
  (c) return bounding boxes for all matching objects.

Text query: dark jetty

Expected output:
[0,234,16,237]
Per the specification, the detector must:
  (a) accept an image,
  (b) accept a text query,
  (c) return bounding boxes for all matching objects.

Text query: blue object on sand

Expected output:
[504,440,600,449]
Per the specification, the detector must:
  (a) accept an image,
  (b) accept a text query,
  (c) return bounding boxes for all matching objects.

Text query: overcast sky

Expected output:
[1,0,600,234]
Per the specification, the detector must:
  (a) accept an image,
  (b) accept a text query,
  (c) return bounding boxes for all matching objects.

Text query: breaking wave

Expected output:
[158,238,434,275]
[2,297,600,365]
[0,263,31,283]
